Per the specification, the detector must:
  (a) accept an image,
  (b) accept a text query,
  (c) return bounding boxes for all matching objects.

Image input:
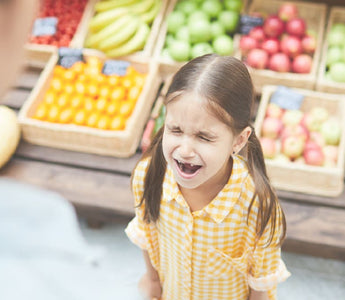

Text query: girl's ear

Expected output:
[232,126,252,154]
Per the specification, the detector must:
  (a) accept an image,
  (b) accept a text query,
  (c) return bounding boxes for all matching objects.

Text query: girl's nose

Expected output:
[179,139,195,159]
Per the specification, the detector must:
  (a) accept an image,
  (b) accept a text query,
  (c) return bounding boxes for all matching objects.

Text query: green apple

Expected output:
[321,119,341,145]
[175,1,198,16]
[188,10,210,25]
[201,0,223,19]
[218,10,239,33]
[188,19,212,43]
[329,62,345,82]
[191,42,214,59]
[161,48,174,61]
[176,25,190,42]
[210,21,225,39]
[326,46,342,67]
[224,0,243,12]
[167,11,186,35]
[212,35,233,55]
[168,40,190,62]
[328,26,345,47]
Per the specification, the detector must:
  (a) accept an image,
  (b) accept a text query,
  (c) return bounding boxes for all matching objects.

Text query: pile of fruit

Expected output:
[28,0,88,47]
[84,0,161,57]
[33,57,147,131]
[162,0,243,62]
[260,102,342,167]
[325,22,345,83]
[240,3,317,73]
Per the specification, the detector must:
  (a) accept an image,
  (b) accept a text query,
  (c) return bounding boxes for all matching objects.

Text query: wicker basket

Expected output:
[255,85,345,197]
[153,0,248,65]
[316,6,345,94]
[18,49,160,158]
[237,0,327,94]
[24,0,97,68]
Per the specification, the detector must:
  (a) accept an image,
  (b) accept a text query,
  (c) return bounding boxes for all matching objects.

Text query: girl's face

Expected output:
[162,92,243,191]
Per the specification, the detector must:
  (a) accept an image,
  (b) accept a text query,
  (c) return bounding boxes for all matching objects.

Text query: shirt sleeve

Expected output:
[125,159,150,250]
[244,178,291,298]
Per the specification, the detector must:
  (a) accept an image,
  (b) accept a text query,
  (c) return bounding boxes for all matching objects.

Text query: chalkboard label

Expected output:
[32,17,58,37]
[238,15,264,35]
[102,60,131,76]
[270,86,304,110]
[57,47,84,69]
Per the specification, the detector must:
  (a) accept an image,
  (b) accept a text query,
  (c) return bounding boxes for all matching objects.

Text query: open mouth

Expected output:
[174,159,202,177]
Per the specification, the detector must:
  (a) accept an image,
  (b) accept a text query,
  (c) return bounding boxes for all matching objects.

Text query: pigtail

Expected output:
[246,129,286,247]
[135,126,166,223]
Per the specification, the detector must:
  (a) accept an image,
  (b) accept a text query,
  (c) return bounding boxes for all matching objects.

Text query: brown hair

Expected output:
[135,54,286,247]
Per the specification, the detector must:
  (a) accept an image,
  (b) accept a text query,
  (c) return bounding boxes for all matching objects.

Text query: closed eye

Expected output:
[198,135,211,142]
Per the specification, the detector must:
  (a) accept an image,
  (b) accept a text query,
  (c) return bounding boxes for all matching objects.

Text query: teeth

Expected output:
[190,164,194,167]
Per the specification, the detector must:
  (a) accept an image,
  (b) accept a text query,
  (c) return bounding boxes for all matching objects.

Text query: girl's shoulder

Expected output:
[132,157,151,182]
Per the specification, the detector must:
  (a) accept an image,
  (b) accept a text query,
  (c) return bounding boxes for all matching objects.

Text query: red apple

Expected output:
[301,34,316,54]
[249,26,266,43]
[268,52,291,72]
[309,131,325,147]
[278,3,299,22]
[280,124,309,141]
[263,15,285,38]
[260,137,277,159]
[261,38,280,55]
[286,18,306,38]
[266,102,284,118]
[292,54,312,73]
[246,48,269,69]
[282,135,305,159]
[239,35,259,55]
[280,35,303,58]
[261,116,283,139]
[303,144,325,166]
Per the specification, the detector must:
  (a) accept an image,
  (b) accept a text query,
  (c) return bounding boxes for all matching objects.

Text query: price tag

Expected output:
[238,15,264,34]
[32,17,58,37]
[270,86,304,110]
[102,60,131,76]
[57,47,84,69]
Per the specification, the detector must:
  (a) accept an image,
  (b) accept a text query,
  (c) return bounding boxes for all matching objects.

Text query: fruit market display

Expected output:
[161,0,244,62]
[0,106,21,169]
[324,23,345,83]
[240,3,316,74]
[84,0,162,57]
[28,0,88,47]
[32,57,147,131]
[260,101,342,168]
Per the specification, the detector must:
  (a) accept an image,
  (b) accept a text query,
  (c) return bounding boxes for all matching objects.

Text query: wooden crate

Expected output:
[18,49,160,158]
[80,0,169,58]
[255,85,345,197]
[153,0,248,65]
[237,0,327,94]
[24,0,97,68]
[316,6,345,94]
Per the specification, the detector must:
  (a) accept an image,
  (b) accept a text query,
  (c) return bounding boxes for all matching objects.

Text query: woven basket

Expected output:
[255,85,345,197]
[236,0,327,94]
[18,49,160,158]
[316,6,345,94]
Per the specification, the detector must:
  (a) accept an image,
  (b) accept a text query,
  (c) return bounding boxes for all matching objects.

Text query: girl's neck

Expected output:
[179,158,233,212]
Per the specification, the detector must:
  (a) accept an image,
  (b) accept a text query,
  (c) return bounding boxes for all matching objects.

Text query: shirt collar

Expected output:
[162,156,250,223]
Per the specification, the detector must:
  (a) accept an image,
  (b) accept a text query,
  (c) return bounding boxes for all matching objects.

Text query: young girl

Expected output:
[125,54,290,300]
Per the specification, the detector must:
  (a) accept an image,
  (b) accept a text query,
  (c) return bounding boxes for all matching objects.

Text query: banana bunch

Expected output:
[85,0,161,57]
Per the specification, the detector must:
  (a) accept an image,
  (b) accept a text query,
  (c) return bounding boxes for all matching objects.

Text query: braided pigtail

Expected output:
[246,128,286,247]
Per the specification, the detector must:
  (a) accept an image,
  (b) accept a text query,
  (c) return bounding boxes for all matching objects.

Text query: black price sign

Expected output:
[57,47,84,69]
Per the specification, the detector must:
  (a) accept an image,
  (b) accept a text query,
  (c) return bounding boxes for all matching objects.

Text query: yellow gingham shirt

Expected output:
[125,155,290,300]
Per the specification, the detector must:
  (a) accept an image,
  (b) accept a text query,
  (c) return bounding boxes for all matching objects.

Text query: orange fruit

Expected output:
[96,115,111,130]
[34,103,48,120]
[84,98,95,112]
[110,86,126,102]
[64,83,75,95]
[127,86,141,102]
[133,74,146,88]
[59,108,74,123]
[108,75,121,86]
[53,65,65,77]
[47,105,60,123]
[74,110,88,126]
[70,95,83,109]
[110,115,126,130]
[70,61,85,74]
[57,94,69,108]
[63,69,76,82]
[99,86,111,99]
[43,91,56,106]
[86,112,100,128]
[119,101,134,117]
[106,101,120,116]
[96,97,108,113]
[50,77,63,92]
[75,81,86,95]
[87,83,99,98]
[85,66,100,77]
[121,77,133,89]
